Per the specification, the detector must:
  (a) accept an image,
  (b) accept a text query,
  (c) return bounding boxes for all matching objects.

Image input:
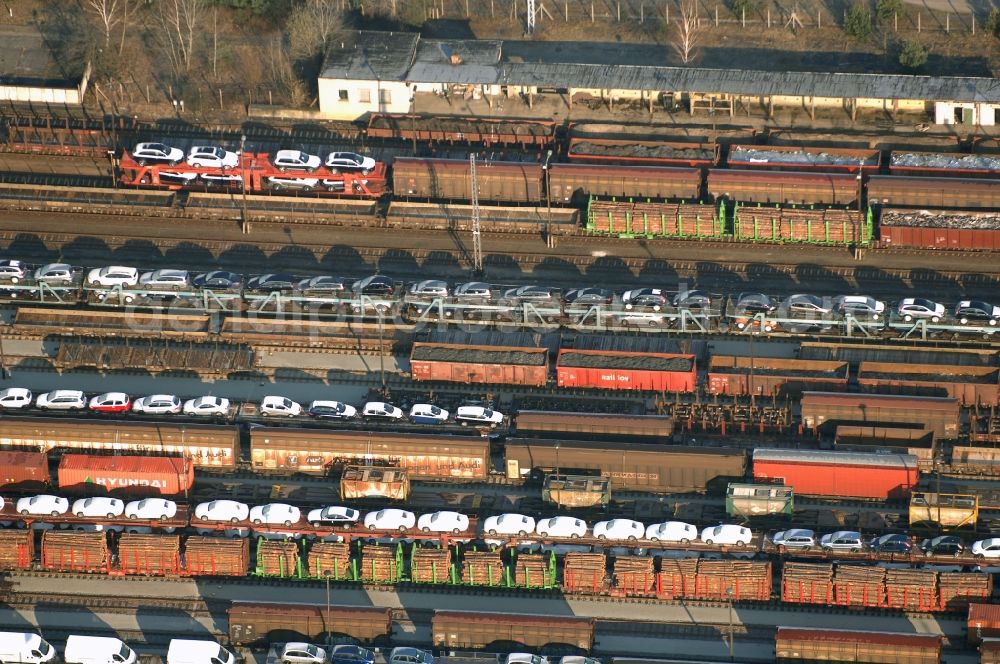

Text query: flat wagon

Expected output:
[228,602,393,645]
[393,157,543,203]
[799,392,961,439]
[775,627,942,664]
[548,163,702,202]
[0,417,238,469]
[250,428,490,480]
[504,438,746,493]
[753,448,919,500]
[708,169,859,205]
[867,176,1000,209]
[431,611,594,652]
[513,410,674,441]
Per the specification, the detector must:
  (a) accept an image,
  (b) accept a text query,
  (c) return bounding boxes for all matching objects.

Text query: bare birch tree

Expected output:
[671,0,703,64]
[158,0,204,74]
[84,0,128,50]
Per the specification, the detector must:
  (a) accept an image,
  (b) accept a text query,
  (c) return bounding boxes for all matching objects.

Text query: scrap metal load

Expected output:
[879,208,1000,251]
[889,151,1000,176]
[728,145,881,172]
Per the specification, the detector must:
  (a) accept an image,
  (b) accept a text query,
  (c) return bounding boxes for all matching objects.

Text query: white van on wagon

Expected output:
[0,632,57,664]
[63,636,136,664]
[167,640,237,664]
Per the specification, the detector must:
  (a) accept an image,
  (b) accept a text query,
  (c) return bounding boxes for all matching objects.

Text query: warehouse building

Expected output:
[318,31,1000,126]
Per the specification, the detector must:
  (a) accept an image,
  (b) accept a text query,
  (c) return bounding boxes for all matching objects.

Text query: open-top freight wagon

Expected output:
[775,627,942,664]
[430,611,595,652]
[727,144,881,173]
[228,602,394,646]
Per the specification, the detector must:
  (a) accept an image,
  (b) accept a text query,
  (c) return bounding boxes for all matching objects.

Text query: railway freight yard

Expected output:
[5,5,1000,664]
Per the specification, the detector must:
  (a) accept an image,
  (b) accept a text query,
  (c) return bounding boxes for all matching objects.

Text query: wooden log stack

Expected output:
[117,534,181,576]
[940,571,993,611]
[513,553,551,588]
[834,565,886,607]
[411,547,452,584]
[184,536,249,577]
[361,545,399,584]
[0,529,33,570]
[41,531,107,573]
[257,540,300,577]
[305,541,352,579]
[658,558,700,599]
[781,562,834,603]
[886,569,938,611]
[462,550,504,586]
[613,555,655,596]
[563,553,608,594]
[696,560,772,601]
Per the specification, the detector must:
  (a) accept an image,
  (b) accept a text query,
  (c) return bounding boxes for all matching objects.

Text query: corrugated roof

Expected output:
[320,31,419,81]
[754,448,918,469]
[322,31,1000,103]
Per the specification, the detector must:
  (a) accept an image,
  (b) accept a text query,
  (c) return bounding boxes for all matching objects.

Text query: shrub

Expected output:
[875,0,902,22]
[898,39,928,70]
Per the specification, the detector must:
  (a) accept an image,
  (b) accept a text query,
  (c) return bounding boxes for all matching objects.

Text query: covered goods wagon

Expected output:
[504,438,746,493]
[250,428,490,480]
[513,410,674,441]
[57,454,194,496]
[228,602,393,645]
[410,342,549,387]
[867,176,1000,210]
[0,450,49,490]
[431,611,594,651]
[555,349,696,392]
[857,362,1000,405]
[799,392,961,439]
[879,208,1000,252]
[753,448,918,500]
[776,628,942,664]
[727,144,881,173]
[707,169,859,205]
[548,163,701,202]
[0,417,238,468]
[707,356,848,396]
[393,157,543,203]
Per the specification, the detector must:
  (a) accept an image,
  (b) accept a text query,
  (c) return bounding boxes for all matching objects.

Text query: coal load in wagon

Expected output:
[0,529,34,570]
[861,370,998,384]
[574,141,716,161]
[558,352,694,372]
[782,562,834,603]
[117,533,181,576]
[305,541,352,579]
[613,555,655,595]
[184,536,249,577]
[834,564,886,607]
[410,345,547,365]
[257,539,300,577]
[563,552,608,594]
[940,571,993,610]
[461,550,504,585]
[513,552,552,588]
[881,209,1000,230]
[885,568,938,611]
[360,544,400,583]
[411,547,452,583]
[41,531,108,573]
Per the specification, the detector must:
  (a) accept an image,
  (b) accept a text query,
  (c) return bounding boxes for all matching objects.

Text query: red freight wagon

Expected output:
[410,342,549,387]
[58,454,195,496]
[752,448,919,500]
[969,603,1000,644]
[776,627,942,664]
[556,349,696,392]
[0,450,50,490]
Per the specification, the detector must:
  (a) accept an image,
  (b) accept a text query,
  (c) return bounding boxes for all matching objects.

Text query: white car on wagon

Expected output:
[133,394,182,415]
[417,511,469,534]
[72,497,125,519]
[364,508,415,532]
[536,516,587,539]
[645,521,698,543]
[0,387,32,409]
[700,524,753,546]
[249,503,301,526]
[194,499,250,523]
[455,405,504,427]
[592,519,645,542]
[482,513,536,537]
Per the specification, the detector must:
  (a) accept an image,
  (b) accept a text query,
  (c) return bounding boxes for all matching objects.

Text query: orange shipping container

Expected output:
[58,455,194,496]
[0,450,50,490]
